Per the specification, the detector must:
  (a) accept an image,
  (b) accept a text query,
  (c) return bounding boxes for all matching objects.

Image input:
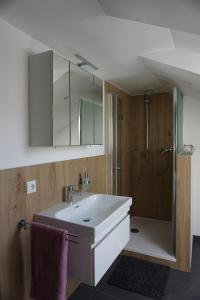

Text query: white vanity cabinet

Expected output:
[64,215,130,286]
[34,214,130,286]
[92,215,129,285]
[34,193,132,286]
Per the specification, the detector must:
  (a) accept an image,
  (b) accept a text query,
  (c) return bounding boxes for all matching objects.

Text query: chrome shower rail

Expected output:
[144,90,152,161]
[17,219,79,244]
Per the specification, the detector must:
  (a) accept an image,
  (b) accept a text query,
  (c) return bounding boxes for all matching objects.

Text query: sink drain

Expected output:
[83,218,91,222]
[131,228,139,233]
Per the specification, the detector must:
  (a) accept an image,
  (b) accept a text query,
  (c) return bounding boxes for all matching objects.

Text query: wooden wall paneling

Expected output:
[149,93,173,220]
[104,88,173,220]
[176,154,191,272]
[130,93,173,221]
[129,95,145,215]
[0,167,29,300]
[104,85,173,220]
[0,155,106,300]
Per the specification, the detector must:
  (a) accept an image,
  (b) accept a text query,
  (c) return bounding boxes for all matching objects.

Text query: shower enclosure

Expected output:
[107,87,183,259]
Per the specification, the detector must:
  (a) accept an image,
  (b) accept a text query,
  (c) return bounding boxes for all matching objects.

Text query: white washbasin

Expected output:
[56,194,125,224]
[34,192,132,285]
[35,192,132,242]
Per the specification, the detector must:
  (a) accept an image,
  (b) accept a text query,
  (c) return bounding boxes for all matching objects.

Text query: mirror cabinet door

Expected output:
[94,77,103,145]
[70,62,94,145]
[53,53,70,146]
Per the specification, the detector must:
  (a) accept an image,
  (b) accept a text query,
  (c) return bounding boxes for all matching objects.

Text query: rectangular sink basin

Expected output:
[35,192,132,243]
[56,194,126,225]
[34,192,132,285]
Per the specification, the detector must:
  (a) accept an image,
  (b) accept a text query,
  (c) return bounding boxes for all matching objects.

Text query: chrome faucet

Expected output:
[65,185,79,204]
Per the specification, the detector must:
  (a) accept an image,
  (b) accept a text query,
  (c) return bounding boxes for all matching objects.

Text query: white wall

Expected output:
[183,94,200,236]
[0,18,104,170]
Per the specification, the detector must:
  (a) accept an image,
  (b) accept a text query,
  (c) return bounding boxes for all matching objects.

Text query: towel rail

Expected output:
[17,219,79,244]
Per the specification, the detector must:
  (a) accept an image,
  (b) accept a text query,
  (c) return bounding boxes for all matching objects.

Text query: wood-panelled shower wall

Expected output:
[129,93,173,221]
[105,82,173,221]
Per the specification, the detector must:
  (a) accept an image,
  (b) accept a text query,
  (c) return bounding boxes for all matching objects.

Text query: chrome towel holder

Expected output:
[17,219,31,230]
[17,219,79,244]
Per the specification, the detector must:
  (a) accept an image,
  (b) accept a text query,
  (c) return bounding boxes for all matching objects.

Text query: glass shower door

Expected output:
[108,94,122,195]
[172,87,184,256]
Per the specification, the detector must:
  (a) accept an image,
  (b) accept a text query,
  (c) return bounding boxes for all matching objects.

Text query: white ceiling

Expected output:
[172,30,200,53]
[140,54,200,97]
[99,0,200,35]
[1,0,200,96]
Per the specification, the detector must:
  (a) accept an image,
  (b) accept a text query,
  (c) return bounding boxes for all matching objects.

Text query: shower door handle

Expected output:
[113,166,121,171]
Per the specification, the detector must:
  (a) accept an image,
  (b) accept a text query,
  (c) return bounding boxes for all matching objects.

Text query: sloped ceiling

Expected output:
[1,0,200,96]
[140,50,200,97]
[98,0,200,35]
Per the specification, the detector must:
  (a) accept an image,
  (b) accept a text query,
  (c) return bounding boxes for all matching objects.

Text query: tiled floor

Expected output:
[125,217,175,261]
[69,237,200,300]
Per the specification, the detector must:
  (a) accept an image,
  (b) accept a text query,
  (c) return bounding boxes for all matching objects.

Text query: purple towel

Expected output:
[30,222,68,300]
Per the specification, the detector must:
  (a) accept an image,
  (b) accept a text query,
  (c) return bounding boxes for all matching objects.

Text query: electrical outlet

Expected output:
[26,180,37,194]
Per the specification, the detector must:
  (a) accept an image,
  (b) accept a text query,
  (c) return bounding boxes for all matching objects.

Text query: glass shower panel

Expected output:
[174,87,184,154]
[111,95,122,196]
[172,86,184,256]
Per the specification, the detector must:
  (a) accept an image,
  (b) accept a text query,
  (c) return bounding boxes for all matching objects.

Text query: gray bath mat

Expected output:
[108,256,169,300]
[69,283,119,300]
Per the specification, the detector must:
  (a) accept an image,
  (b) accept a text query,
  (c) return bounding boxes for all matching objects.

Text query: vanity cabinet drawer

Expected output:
[92,215,130,285]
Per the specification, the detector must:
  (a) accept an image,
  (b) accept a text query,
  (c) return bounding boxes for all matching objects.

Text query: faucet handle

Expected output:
[65,185,78,203]
[67,184,76,191]
[67,184,80,193]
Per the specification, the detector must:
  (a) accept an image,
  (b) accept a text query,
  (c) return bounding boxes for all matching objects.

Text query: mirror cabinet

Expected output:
[29,51,103,146]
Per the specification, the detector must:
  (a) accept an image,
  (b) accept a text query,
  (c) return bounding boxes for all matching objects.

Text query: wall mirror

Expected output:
[70,62,103,145]
[70,62,94,145]
[29,51,103,146]
[53,53,70,146]
[94,76,103,145]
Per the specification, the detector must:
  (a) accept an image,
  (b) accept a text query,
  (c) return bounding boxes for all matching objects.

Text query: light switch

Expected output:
[26,180,37,194]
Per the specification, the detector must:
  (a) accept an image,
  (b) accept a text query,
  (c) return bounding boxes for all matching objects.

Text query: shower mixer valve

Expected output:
[160,146,174,155]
